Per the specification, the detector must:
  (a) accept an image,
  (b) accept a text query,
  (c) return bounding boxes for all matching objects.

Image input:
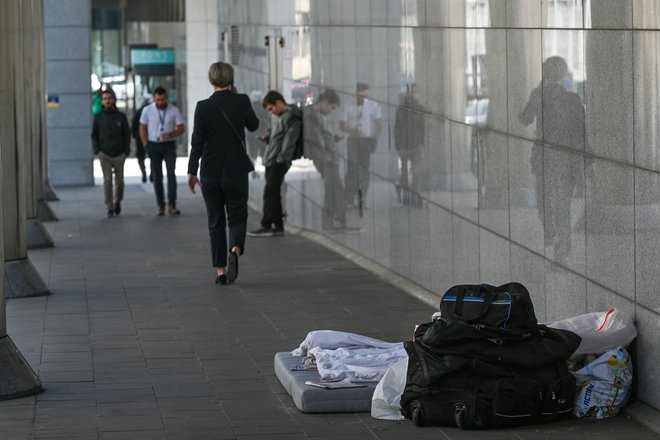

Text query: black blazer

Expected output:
[188,90,259,178]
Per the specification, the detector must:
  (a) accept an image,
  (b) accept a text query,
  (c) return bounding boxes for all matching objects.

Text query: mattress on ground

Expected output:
[274,351,377,413]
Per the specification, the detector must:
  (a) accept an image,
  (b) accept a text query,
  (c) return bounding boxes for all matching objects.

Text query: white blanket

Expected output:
[291,330,407,382]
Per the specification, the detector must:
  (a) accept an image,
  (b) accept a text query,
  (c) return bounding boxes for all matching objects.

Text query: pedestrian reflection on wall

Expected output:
[304,89,347,229]
[518,56,585,260]
[394,83,426,207]
[247,90,271,173]
[340,83,382,212]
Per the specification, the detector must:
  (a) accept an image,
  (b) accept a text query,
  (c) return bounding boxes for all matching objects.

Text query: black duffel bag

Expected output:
[439,282,540,341]
[400,340,576,430]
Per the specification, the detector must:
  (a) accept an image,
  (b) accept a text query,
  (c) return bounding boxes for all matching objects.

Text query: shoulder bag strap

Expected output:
[209,97,246,150]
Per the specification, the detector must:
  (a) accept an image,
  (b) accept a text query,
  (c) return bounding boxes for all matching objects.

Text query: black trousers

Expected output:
[201,175,249,268]
[345,136,376,204]
[261,163,289,229]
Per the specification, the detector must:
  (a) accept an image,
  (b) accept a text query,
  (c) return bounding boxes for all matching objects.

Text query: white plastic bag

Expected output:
[547,309,637,358]
[371,357,408,420]
[573,346,632,418]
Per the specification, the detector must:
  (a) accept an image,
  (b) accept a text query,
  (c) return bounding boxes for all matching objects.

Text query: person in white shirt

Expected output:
[139,87,185,216]
[340,83,382,209]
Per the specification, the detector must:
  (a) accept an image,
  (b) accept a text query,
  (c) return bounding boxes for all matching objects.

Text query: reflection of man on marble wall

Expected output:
[518,56,584,260]
[304,89,346,229]
[394,83,426,207]
[340,83,382,209]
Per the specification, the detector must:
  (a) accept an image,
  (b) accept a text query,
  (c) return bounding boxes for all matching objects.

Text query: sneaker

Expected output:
[114,201,121,215]
[247,227,274,237]
[106,209,114,218]
[272,228,285,236]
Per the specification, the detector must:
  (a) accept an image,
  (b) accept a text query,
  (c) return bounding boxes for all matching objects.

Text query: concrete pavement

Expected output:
[0,167,657,439]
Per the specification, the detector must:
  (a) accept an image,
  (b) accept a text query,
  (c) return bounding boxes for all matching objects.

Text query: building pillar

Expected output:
[44,0,94,187]
[185,0,219,153]
[0,0,44,400]
[1,0,49,298]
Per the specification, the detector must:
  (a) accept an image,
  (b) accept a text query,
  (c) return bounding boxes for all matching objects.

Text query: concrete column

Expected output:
[32,0,58,222]
[185,0,219,153]
[1,0,49,298]
[0,0,44,400]
[44,0,94,186]
[19,0,54,248]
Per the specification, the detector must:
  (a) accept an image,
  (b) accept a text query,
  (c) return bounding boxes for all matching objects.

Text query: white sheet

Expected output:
[291,330,407,382]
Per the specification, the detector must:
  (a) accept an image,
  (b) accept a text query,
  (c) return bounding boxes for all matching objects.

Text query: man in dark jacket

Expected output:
[248,91,302,237]
[91,89,131,218]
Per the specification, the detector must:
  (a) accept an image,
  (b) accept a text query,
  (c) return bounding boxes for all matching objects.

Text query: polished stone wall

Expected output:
[219,0,660,410]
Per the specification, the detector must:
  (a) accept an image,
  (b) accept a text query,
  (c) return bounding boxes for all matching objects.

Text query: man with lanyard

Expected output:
[139,87,185,216]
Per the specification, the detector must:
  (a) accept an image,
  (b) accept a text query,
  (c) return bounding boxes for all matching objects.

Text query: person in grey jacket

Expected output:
[91,89,131,218]
[248,90,302,237]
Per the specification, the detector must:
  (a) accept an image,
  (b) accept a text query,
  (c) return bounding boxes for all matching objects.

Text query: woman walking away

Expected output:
[187,62,259,285]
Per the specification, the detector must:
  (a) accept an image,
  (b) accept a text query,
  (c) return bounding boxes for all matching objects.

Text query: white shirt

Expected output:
[343,98,382,138]
[139,102,184,142]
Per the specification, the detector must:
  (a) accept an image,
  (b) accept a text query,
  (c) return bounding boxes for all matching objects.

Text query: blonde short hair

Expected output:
[208,62,234,88]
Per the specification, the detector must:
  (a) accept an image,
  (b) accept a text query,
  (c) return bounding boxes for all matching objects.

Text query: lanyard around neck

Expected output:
[157,107,167,130]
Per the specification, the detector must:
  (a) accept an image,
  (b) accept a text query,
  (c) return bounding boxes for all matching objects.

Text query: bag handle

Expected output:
[452,285,495,321]
[209,97,246,150]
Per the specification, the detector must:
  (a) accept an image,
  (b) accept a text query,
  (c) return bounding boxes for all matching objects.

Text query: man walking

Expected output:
[247,91,302,237]
[91,89,131,218]
[139,87,185,216]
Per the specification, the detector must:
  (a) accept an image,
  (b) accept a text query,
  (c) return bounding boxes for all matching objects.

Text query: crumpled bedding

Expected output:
[291,330,407,382]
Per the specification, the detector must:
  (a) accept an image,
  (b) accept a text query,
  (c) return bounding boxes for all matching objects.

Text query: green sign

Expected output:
[131,48,175,66]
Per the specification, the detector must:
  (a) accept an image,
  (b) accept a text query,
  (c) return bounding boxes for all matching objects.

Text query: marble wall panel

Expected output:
[426,116,452,209]
[507,29,542,142]
[408,193,431,287]
[511,243,546,321]
[429,204,454,293]
[584,31,633,164]
[478,130,509,238]
[586,0,632,29]
[635,307,660,406]
[585,158,634,295]
[543,146,586,273]
[452,215,480,284]
[425,0,449,27]
[586,282,635,315]
[509,137,545,255]
[542,0,583,29]
[425,28,450,118]
[506,0,541,28]
[633,31,660,172]
[544,262,587,322]
[450,122,478,222]
[479,229,511,286]
[634,168,660,312]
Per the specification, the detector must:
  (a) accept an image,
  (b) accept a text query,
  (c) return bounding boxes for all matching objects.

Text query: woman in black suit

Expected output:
[187,62,259,285]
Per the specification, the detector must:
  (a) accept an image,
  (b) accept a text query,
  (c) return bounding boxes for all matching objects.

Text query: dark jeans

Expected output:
[147,141,177,206]
[318,159,346,228]
[261,162,289,230]
[345,136,376,204]
[135,138,147,177]
[201,175,249,268]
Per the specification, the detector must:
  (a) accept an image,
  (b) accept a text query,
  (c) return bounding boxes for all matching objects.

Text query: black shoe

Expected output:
[227,251,239,284]
[215,274,227,285]
[106,209,114,218]
[157,204,165,216]
[272,228,285,237]
[149,173,154,182]
[168,203,181,215]
[247,227,274,237]
[114,201,121,215]
[142,173,147,183]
